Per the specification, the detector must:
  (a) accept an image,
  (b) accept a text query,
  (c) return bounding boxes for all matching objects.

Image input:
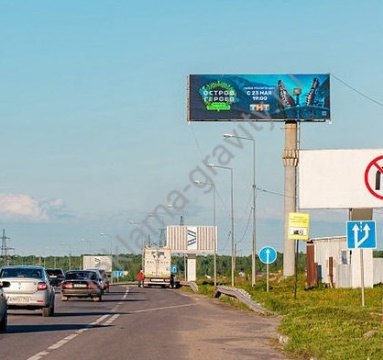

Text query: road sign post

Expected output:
[259,246,277,292]
[288,212,310,299]
[347,220,377,307]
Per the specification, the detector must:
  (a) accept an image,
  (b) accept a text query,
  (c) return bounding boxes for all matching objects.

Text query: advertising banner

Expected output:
[166,225,216,254]
[298,149,383,209]
[187,74,330,122]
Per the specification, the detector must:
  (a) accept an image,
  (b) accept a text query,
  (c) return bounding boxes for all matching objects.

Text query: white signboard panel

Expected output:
[82,255,112,272]
[166,225,216,254]
[299,149,383,209]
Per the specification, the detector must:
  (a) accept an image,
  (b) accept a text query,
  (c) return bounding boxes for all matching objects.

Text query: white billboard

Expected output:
[166,225,217,254]
[83,255,112,272]
[298,149,383,209]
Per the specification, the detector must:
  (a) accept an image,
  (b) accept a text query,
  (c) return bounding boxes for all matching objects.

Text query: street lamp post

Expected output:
[100,233,113,257]
[208,163,235,287]
[80,238,91,255]
[224,133,257,286]
[194,180,217,286]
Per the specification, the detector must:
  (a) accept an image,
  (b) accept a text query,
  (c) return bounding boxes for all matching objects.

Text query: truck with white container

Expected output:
[143,247,178,288]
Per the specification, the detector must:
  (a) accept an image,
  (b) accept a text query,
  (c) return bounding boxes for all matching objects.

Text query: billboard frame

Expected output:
[187,74,331,122]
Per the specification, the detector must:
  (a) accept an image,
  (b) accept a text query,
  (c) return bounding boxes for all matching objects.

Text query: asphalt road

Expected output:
[0,286,286,360]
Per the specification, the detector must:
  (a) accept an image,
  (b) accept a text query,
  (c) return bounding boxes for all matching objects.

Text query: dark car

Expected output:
[46,268,65,287]
[61,270,104,302]
[87,269,110,293]
[0,281,10,332]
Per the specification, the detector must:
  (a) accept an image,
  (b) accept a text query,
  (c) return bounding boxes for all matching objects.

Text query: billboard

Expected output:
[166,225,217,254]
[82,255,112,272]
[298,149,383,209]
[187,74,330,122]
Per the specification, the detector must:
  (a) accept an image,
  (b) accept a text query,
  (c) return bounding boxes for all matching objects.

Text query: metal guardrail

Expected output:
[214,286,273,315]
[180,281,199,292]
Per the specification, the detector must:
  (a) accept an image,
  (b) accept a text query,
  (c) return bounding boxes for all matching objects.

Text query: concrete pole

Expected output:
[283,121,298,277]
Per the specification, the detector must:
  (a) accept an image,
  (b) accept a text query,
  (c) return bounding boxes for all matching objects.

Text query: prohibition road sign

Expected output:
[364,155,383,200]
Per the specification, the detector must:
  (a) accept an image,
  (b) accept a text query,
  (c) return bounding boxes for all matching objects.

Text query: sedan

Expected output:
[0,266,55,317]
[86,269,110,293]
[61,270,104,302]
[0,280,10,332]
[46,268,65,287]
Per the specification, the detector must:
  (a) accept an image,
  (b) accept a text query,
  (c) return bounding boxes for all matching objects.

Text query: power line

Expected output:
[256,186,285,197]
[332,74,383,108]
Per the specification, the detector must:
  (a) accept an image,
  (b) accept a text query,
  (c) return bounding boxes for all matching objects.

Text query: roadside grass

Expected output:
[197,275,383,359]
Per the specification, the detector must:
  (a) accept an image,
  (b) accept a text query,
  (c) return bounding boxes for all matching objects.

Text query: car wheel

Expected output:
[50,303,55,316]
[0,312,7,333]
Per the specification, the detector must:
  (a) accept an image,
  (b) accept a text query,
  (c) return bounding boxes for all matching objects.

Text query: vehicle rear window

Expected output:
[65,271,97,280]
[0,268,42,279]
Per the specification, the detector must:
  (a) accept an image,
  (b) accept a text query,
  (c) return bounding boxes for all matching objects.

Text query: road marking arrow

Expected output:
[352,223,371,248]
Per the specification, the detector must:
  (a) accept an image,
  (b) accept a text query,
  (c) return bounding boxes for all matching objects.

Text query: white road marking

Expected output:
[104,313,120,326]
[26,351,49,360]
[26,287,130,360]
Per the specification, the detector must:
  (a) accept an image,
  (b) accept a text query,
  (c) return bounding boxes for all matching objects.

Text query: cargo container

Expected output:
[143,247,177,288]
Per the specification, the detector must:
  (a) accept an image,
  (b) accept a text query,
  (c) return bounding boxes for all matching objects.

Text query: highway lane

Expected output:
[0,286,285,360]
[0,286,129,360]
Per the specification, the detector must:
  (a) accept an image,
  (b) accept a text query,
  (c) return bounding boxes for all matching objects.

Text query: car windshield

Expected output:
[65,271,98,281]
[0,268,43,279]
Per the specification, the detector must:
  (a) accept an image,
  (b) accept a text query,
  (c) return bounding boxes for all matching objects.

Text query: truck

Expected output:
[143,247,178,288]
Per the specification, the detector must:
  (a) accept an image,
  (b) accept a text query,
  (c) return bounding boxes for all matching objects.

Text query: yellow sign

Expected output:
[288,212,310,240]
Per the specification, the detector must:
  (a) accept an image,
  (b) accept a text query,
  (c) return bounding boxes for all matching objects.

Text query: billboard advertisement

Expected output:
[298,149,383,209]
[166,225,216,254]
[82,255,112,272]
[187,74,330,122]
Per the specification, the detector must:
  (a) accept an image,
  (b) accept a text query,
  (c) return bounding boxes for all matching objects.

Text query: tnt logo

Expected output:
[250,104,270,112]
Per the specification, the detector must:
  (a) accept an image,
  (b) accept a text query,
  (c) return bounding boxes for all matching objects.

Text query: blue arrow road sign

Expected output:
[171,265,177,273]
[347,221,377,249]
[259,246,277,264]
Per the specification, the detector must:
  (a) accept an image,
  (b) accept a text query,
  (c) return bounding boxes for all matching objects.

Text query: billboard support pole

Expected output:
[283,121,298,277]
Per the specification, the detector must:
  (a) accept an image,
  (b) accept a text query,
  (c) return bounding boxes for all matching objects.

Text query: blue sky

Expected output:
[0,0,382,257]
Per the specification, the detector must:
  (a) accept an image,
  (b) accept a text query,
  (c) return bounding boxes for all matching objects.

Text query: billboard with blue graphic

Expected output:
[187,74,330,122]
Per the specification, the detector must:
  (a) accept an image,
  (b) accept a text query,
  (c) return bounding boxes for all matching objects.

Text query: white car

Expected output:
[0,265,55,317]
[0,280,10,332]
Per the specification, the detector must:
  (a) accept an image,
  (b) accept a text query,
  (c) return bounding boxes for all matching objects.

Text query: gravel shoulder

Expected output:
[177,292,287,360]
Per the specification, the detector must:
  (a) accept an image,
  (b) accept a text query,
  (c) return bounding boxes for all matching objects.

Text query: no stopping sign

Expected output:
[364,155,383,200]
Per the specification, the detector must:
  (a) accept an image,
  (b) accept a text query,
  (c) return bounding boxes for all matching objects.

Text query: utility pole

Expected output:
[0,229,13,266]
[283,121,298,276]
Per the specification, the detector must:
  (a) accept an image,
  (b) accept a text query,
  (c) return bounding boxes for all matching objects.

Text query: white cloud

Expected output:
[0,194,65,222]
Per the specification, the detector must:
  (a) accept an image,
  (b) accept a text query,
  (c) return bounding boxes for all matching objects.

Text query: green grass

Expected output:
[197,275,383,360]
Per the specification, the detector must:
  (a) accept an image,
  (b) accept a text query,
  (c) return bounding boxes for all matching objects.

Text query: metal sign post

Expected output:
[346,220,377,307]
[259,246,277,292]
[287,212,310,300]
[294,240,299,300]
